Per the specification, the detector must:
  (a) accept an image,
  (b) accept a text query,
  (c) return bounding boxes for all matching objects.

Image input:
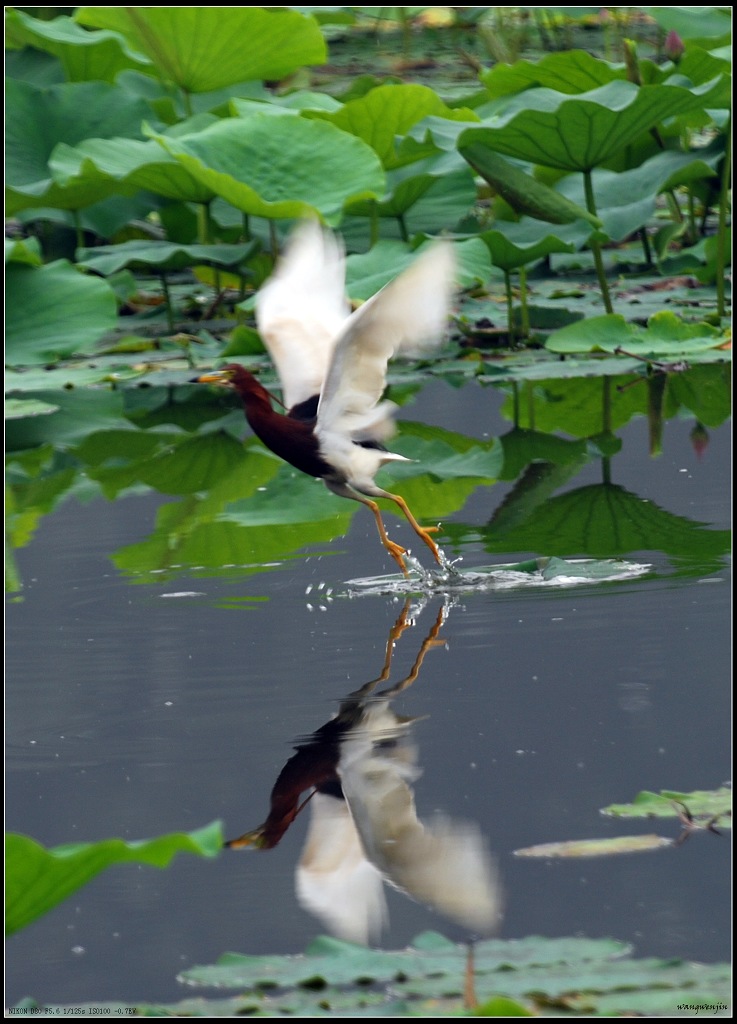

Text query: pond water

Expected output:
[5,375,731,1007]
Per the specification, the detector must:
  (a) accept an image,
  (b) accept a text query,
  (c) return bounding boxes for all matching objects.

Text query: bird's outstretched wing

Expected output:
[255,220,351,411]
[316,241,455,446]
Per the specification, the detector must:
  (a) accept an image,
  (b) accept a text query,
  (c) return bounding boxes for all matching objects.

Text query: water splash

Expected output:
[343,554,652,598]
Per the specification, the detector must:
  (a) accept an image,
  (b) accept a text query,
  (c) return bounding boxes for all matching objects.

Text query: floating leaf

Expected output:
[5,822,223,935]
[514,834,673,857]
[601,786,732,823]
[546,311,725,357]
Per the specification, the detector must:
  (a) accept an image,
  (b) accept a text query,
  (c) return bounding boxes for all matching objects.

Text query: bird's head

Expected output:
[194,363,253,392]
[194,363,287,410]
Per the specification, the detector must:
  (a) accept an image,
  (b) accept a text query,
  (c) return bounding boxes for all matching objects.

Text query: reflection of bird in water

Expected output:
[196,220,456,576]
[226,602,502,944]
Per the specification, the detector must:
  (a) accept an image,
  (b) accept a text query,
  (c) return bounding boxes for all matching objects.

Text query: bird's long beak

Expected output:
[224,827,268,850]
[192,370,230,384]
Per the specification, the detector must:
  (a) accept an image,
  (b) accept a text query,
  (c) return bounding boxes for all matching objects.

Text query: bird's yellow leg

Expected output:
[363,497,410,577]
[385,492,442,563]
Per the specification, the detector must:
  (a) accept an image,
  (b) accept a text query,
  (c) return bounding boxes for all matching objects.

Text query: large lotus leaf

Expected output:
[152,115,385,226]
[346,147,474,216]
[307,83,477,168]
[230,92,342,118]
[481,49,626,99]
[5,261,118,367]
[667,363,732,428]
[666,46,735,91]
[647,7,732,46]
[4,237,42,268]
[5,79,152,214]
[76,240,257,276]
[466,77,730,172]
[4,8,150,83]
[112,493,355,581]
[75,7,326,92]
[479,220,593,273]
[341,237,489,300]
[5,822,222,936]
[48,136,215,205]
[554,145,724,241]
[481,482,730,568]
[546,311,724,357]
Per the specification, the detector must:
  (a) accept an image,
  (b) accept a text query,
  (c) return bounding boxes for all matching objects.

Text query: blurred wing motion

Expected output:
[316,241,456,449]
[337,704,503,936]
[296,792,387,945]
[255,220,350,411]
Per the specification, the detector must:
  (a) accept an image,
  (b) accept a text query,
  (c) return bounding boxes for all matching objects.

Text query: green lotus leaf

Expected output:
[5,79,152,214]
[152,115,385,226]
[647,7,732,46]
[514,834,673,857]
[467,77,730,172]
[5,261,118,367]
[482,481,730,570]
[76,240,257,276]
[546,311,724,356]
[5,8,150,82]
[601,786,732,822]
[75,6,326,92]
[49,136,216,204]
[481,49,626,99]
[307,82,477,168]
[554,145,723,241]
[341,237,490,300]
[5,822,223,936]
[4,237,42,267]
[230,91,342,118]
[479,220,593,272]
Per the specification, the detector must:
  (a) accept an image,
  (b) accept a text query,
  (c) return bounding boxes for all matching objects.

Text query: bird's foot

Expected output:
[418,529,443,564]
[385,539,410,577]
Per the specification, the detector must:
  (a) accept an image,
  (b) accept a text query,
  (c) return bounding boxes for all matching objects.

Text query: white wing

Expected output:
[255,219,351,410]
[337,705,502,936]
[296,792,387,945]
[315,241,455,447]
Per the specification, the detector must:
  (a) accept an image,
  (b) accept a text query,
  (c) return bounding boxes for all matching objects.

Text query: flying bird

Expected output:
[196,220,455,575]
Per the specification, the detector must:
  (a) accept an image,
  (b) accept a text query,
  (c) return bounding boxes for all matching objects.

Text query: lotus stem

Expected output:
[504,270,515,344]
[583,170,614,314]
[72,209,84,256]
[369,203,379,247]
[518,266,530,339]
[716,115,731,319]
[160,272,174,332]
[602,376,612,434]
[639,227,653,267]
